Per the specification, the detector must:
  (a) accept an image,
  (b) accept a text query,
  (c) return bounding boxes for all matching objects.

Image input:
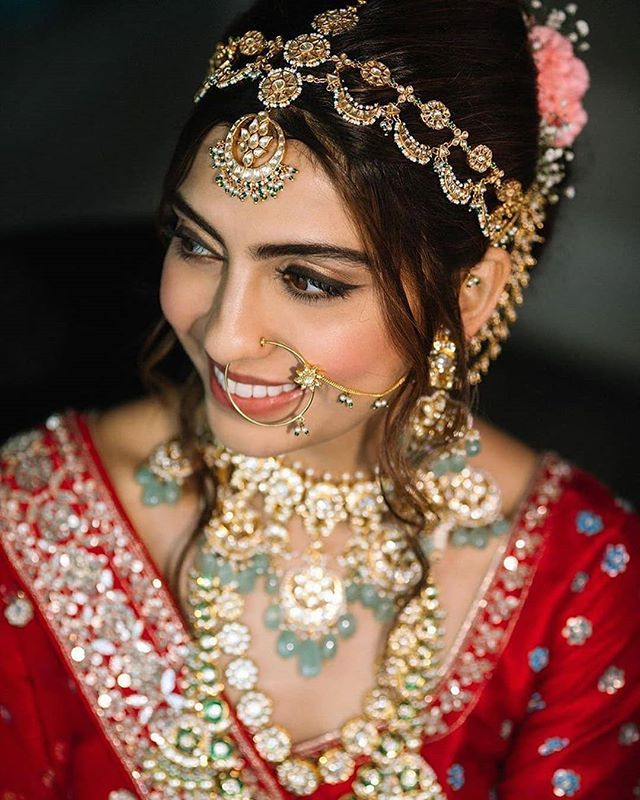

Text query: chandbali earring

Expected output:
[405,327,504,559]
[223,337,407,437]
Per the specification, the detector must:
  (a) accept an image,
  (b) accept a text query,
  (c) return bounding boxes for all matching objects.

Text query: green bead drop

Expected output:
[265,574,280,595]
[466,438,481,456]
[431,458,450,477]
[264,604,282,630]
[451,528,468,547]
[298,639,322,678]
[196,551,219,578]
[360,584,380,610]
[320,634,337,660]
[252,553,270,575]
[217,561,236,586]
[346,582,361,602]
[135,466,154,486]
[470,528,488,548]
[449,454,467,473]
[337,613,357,639]
[162,480,181,504]
[237,568,257,595]
[492,518,511,535]
[277,630,298,658]
[375,598,396,623]
[142,486,161,506]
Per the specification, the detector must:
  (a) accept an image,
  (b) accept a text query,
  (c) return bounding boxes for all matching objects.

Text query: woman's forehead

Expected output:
[179,129,363,251]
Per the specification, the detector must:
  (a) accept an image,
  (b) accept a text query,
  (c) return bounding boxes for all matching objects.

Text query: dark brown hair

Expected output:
[139,0,556,600]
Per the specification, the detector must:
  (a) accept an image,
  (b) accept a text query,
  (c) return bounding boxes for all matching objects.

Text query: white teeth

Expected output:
[213,364,296,398]
[235,382,253,398]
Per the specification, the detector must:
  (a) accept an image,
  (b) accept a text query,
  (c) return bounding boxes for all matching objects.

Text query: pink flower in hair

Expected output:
[529,23,590,148]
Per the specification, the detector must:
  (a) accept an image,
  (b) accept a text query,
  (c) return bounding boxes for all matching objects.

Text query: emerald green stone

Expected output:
[162,480,181,504]
[492,518,511,535]
[252,553,270,574]
[277,630,298,658]
[431,457,450,477]
[375,598,396,623]
[320,634,337,660]
[346,582,361,602]
[466,438,481,456]
[337,613,357,639]
[142,486,161,506]
[209,737,233,760]
[449,454,467,473]
[265,574,280,595]
[360,584,380,609]
[135,466,153,485]
[470,528,488,548]
[175,726,197,753]
[298,639,322,678]
[219,774,244,796]
[451,528,468,547]
[217,561,236,586]
[200,665,219,684]
[203,698,227,723]
[264,604,282,630]
[196,551,219,578]
[237,567,257,594]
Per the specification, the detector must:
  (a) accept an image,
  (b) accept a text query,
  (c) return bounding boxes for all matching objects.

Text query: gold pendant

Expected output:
[209,111,298,202]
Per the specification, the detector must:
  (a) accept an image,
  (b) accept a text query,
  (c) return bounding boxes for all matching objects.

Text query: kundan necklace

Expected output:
[143,555,446,798]
[140,441,447,798]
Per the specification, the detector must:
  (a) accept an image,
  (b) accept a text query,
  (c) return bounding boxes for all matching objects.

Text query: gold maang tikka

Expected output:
[223,337,406,436]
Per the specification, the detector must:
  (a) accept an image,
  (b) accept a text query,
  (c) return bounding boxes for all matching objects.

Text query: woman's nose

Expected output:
[202,265,270,364]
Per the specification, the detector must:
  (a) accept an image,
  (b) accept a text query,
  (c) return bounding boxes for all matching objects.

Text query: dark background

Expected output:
[1,0,638,505]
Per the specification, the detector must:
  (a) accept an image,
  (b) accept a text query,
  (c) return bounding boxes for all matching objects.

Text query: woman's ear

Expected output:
[458,246,512,339]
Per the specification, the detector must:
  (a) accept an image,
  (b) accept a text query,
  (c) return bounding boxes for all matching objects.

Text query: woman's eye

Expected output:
[277,266,356,303]
[173,229,219,260]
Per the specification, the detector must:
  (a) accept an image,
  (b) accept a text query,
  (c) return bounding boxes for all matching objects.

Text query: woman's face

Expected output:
[160,125,408,460]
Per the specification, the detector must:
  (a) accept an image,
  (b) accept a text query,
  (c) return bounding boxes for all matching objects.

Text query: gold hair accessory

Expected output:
[198,0,535,246]
[223,336,406,436]
[194,1,590,385]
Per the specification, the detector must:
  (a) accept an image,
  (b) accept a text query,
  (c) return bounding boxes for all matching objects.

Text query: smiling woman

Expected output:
[1,0,639,798]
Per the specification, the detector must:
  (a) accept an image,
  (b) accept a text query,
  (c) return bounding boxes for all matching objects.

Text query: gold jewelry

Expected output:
[193,2,589,387]
[196,442,422,679]
[223,337,406,436]
[197,1,535,249]
[145,546,446,798]
[465,272,481,288]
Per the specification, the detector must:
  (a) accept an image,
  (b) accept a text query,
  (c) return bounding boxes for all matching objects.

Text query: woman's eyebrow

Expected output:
[170,190,370,269]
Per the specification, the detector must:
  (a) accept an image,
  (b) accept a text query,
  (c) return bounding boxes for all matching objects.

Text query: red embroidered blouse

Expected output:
[0,409,638,799]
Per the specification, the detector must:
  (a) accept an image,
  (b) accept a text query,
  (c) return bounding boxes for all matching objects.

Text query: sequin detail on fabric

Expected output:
[0,413,572,795]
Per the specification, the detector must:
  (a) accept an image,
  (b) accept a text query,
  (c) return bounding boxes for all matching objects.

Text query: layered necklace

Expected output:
[142,441,448,798]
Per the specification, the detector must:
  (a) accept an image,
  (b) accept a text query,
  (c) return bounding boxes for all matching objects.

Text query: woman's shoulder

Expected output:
[0,394,179,485]
[543,457,638,561]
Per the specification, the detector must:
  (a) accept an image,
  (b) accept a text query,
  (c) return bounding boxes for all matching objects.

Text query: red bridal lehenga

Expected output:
[0,409,639,799]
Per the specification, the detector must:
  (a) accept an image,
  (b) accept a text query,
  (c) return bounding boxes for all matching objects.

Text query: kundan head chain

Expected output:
[194,0,590,384]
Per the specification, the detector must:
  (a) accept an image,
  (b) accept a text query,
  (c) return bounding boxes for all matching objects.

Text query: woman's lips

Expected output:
[208,357,305,416]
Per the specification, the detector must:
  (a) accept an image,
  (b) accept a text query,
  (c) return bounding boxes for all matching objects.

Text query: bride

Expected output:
[1,0,638,798]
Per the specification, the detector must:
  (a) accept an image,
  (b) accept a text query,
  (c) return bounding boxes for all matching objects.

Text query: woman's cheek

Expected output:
[159,255,208,333]
[310,303,404,391]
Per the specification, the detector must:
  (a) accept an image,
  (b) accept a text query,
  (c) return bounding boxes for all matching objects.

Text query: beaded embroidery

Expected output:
[0,410,571,797]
